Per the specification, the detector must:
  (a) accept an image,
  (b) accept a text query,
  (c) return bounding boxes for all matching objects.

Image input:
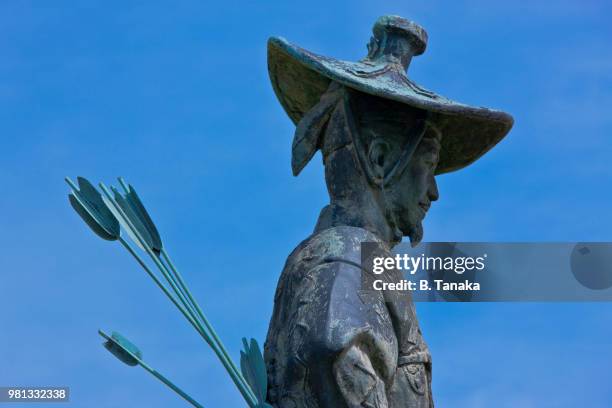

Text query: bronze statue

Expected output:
[264,15,513,407]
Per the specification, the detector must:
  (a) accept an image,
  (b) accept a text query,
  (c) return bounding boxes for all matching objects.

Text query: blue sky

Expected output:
[1,1,611,407]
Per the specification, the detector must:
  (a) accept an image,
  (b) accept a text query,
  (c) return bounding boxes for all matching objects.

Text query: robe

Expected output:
[265,225,433,408]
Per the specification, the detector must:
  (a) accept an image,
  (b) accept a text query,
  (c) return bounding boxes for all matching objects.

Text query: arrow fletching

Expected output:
[100,189,146,251]
[99,330,143,367]
[118,178,163,253]
[240,338,268,405]
[66,177,120,241]
[99,329,205,408]
[112,186,157,251]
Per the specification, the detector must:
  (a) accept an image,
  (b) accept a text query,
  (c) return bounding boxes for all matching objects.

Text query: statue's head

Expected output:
[293,83,441,245]
[268,15,514,244]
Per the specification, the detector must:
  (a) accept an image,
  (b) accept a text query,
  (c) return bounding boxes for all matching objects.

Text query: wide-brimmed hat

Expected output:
[268,15,513,175]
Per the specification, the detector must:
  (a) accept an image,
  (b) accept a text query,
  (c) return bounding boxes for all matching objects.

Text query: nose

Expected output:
[428,175,439,202]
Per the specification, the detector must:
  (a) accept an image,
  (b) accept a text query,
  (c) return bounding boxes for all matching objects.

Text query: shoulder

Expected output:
[275,227,385,312]
[287,226,387,269]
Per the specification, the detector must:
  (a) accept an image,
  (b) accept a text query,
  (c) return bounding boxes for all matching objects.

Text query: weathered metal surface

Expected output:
[265,15,514,407]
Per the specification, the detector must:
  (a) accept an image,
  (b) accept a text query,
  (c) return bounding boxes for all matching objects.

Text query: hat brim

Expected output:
[268,36,514,175]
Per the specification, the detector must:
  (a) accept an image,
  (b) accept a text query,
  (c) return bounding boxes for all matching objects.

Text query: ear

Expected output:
[291,88,341,176]
[367,138,390,183]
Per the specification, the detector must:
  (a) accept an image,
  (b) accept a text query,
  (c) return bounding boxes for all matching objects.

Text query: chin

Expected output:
[405,221,424,247]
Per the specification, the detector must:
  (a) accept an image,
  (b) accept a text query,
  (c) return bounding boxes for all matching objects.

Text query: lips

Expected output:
[418,201,431,214]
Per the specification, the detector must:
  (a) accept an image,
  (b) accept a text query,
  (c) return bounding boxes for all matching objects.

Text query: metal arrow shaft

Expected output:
[100,183,257,407]
[138,360,205,408]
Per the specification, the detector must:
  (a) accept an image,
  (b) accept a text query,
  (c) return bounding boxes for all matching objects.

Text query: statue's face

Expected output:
[350,89,440,244]
[387,134,440,245]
